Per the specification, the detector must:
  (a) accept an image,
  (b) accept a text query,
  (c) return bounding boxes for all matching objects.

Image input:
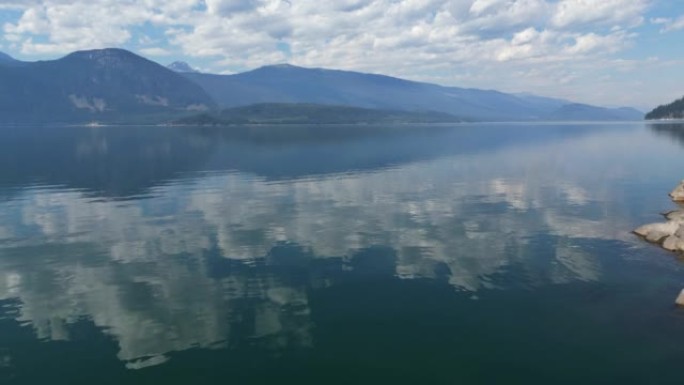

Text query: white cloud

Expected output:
[4,1,144,54]
[470,0,508,16]
[464,0,551,34]
[205,0,263,16]
[551,0,649,29]
[2,1,648,63]
[652,14,684,32]
[564,31,631,55]
[512,27,540,45]
[139,47,172,56]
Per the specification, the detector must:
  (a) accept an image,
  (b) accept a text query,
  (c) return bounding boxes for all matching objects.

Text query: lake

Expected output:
[1,122,684,384]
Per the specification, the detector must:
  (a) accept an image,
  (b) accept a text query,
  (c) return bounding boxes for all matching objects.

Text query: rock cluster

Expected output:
[634,181,684,306]
[633,211,684,252]
[633,181,684,252]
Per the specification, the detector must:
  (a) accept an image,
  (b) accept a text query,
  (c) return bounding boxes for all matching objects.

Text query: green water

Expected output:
[2,122,684,384]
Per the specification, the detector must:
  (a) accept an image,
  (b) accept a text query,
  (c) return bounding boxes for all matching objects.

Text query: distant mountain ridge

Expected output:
[546,103,643,121]
[646,96,684,120]
[167,61,199,73]
[0,52,16,62]
[0,48,643,124]
[182,63,643,122]
[0,48,214,124]
[0,51,22,66]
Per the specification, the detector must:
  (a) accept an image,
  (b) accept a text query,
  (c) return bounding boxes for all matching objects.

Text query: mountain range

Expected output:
[181,64,642,122]
[0,48,643,124]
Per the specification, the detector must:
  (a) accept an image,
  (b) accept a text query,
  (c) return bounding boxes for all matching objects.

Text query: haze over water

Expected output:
[2,122,684,384]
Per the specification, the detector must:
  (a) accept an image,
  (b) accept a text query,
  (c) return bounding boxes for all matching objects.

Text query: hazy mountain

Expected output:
[0,48,215,124]
[547,104,643,121]
[183,64,641,122]
[0,49,643,123]
[513,92,571,110]
[0,51,24,69]
[167,61,199,73]
[0,51,17,63]
[645,96,684,120]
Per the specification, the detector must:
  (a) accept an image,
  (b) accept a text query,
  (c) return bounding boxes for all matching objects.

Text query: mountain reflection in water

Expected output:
[2,122,684,383]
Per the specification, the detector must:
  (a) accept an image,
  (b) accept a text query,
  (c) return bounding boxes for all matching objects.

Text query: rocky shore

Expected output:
[633,180,684,253]
[634,180,684,305]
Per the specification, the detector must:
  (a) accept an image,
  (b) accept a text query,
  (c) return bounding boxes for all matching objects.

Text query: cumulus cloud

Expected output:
[139,47,172,56]
[205,0,263,16]
[551,0,649,28]
[564,31,632,55]
[1,1,649,63]
[4,1,141,54]
[652,15,684,32]
[1,0,200,54]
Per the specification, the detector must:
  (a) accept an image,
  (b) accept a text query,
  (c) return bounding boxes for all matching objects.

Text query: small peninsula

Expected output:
[645,96,684,120]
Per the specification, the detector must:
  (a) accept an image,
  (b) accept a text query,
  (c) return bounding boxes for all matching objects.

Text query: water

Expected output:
[1,122,684,384]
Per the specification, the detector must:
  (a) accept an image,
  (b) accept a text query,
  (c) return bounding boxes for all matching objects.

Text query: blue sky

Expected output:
[0,0,683,110]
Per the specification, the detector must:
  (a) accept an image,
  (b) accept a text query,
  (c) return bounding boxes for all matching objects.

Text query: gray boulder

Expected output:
[634,221,680,243]
[662,233,684,251]
[633,212,684,252]
[669,180,684,201]
[664,210,684,221]
[677,289,684,306]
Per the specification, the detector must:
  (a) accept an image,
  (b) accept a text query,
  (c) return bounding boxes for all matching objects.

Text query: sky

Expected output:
[0,0,683,110]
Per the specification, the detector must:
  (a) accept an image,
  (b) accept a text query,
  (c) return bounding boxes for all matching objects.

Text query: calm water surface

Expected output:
[2,122,684,384]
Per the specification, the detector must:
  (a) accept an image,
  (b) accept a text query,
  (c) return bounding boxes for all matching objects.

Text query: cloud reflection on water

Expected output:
[0,122,678,368]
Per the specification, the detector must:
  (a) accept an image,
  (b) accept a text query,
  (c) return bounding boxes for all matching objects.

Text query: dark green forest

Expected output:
[172,103,465,125]
[646,96,684,120]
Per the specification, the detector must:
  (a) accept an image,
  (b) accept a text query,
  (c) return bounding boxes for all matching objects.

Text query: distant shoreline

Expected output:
[0,120,658,130]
